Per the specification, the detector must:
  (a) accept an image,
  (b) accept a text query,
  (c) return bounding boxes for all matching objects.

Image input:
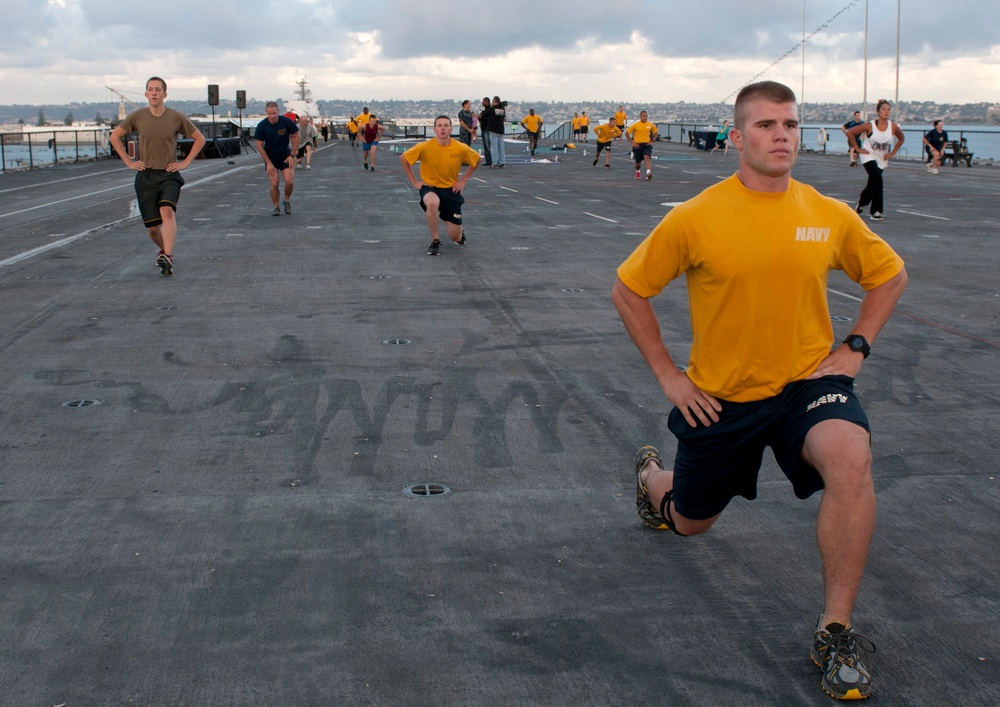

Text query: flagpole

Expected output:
[862,0,869,119]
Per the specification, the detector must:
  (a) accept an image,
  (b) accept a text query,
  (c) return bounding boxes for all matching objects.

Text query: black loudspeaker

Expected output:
[236,90,246,110]
[208,84,220,106]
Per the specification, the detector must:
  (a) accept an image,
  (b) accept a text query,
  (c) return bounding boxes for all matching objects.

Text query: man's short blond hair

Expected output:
[733,81,797,130]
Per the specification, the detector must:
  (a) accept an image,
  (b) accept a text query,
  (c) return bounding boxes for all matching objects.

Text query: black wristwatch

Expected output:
[843,334,870,358]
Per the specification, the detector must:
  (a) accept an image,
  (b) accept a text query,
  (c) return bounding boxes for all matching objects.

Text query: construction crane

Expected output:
[105,86,142,121]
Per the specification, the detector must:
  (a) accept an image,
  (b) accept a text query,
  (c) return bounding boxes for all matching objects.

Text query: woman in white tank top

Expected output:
[845,99,905,221]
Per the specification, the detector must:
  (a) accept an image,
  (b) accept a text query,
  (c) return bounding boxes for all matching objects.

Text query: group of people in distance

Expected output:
[110,75,919,701]
[345,107,387,170]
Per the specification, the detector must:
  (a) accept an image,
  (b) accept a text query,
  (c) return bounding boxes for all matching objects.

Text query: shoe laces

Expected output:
[821,626,876,666]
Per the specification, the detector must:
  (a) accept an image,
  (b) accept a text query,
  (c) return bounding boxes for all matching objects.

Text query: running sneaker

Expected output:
[306,165,311,170]
[926,163,934,172]
[273,206,281,217]
[363,163,369,170]
[593,158,599,166]
[870,212,883,221]
[811,618,876,700]
[604,164,611,169]
[156,253,173,277]
[854,203,864,215]
[646,171,652,181]
[634,446,671,530]
[635,170,641,180]
[427,240,441,256]
[370,167,375,172]
[284,200,291,215]
[458,233,467,245]
[931,167,939,175]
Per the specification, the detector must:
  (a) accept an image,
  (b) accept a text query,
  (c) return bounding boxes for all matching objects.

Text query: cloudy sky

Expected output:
[3,0,998,106]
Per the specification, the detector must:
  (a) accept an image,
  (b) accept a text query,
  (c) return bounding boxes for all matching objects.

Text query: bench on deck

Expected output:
[941,139,974,167]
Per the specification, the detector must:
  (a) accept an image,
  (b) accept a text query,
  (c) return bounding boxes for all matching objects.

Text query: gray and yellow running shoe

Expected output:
[634,445,670,530]
[811,617,876,700]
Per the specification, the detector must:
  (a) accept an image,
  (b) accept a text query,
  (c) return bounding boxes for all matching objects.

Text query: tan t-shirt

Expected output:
[118,108,199,170]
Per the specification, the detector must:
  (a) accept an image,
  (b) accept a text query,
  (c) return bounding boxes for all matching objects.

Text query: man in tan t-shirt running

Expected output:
[110,76,205,276]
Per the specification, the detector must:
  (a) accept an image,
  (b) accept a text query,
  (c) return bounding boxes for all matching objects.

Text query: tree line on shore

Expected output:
[2,99,998,127]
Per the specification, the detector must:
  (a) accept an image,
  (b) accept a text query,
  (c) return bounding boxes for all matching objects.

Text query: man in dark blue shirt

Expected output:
[841,110,864,166]
[254,101,300,215]
[922,120,949,174]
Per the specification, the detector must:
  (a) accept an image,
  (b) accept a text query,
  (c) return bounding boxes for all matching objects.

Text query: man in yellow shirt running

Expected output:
[614,104,628,144]
[400,116,482,256]
[625,110,659,181]
[613,81,907,701]
[520,108,544,156]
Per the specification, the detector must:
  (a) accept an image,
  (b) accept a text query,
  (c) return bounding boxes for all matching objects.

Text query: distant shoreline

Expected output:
[2,98,998,128]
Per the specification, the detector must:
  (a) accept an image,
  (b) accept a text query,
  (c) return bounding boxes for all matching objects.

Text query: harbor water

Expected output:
[798,123,1000,162]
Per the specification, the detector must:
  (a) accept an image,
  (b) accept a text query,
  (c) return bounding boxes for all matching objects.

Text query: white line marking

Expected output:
[0,216,134,269]
[0,167,122,195]
[584,212,618,223]
[534,197,559,204]
[0,166,254,269]
[0,183,130,219]
[898,209,950,221]
[828,288,863,303]
[0,166,252,220]
[499,186,518,192]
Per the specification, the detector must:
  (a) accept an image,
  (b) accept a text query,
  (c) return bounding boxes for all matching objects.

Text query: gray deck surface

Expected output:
[1,134,998,706]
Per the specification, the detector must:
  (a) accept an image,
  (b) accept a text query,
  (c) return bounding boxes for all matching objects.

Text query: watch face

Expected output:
[845,335,870,357]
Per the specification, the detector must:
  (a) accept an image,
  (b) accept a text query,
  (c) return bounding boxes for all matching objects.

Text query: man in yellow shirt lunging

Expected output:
[592,117,622,169]
[400,116,482,256]
[625,110,659,181]
[613,81,907,701]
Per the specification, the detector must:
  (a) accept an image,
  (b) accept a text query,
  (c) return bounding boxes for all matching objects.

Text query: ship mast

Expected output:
[295,76,312,104]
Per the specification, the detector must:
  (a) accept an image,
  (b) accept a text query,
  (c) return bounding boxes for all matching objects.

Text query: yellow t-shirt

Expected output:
[617,175,905,402]
[347,120,358,135]
[614,110,627,127]
[571,117,581,130]
[521,114,542,133]
[402,138,481,189]
[579,115,590,127]
[626,121,658,143]
[594,123,622,143]
[355,112,371,126]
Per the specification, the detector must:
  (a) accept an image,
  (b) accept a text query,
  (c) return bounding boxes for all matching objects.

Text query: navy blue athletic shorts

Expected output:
[667,375,870,520]
[633,143,653,163]
[419,185,464,225]
[265,151,291,170]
